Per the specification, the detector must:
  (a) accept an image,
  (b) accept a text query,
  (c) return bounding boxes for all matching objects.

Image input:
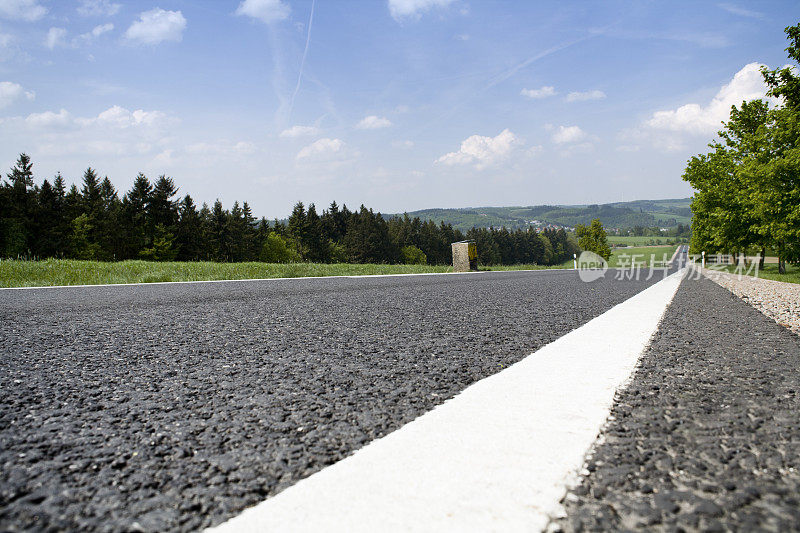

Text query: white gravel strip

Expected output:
[207,270,685,533]
[702,268,800,336]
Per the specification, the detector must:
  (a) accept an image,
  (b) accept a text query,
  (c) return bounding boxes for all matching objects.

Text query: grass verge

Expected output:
[0,259,575,288]
[713,263,800,285]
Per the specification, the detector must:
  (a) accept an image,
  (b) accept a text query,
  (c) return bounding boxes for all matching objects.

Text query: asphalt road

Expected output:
[553,274,800,531]
[0,269,665,532]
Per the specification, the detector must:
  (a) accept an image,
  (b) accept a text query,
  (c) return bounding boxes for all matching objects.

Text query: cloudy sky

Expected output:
[1,0,799,218]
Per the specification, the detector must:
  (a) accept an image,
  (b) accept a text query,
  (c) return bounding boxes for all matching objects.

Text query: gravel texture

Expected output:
[552,274,800,532]
[0,269,664,532]
[704,268,800,336]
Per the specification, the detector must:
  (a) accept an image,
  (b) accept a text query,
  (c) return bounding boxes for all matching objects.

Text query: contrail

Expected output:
[288,0,316,120]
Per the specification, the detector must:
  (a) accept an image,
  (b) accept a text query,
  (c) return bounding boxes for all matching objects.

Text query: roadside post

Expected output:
[701,251,705,269]
[573,253,577,270]
[451,240,478,272]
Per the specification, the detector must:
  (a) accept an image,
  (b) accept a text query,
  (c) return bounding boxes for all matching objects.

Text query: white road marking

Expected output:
[207,269,686,533]
[0,267,577,291]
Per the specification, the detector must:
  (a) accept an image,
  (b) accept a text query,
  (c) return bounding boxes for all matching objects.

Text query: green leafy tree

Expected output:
[575,218,611,261]
[684,24,800,273]
[401,245,427,265]
[260,232,299,263]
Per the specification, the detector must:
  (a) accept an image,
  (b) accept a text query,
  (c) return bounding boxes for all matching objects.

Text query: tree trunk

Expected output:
[778,240,787,275]
[759,246,766,269]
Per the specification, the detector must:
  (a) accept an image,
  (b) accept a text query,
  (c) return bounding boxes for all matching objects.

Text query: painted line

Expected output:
[668,245,682,265]
[0,267,578,291]
[207,269,686,533]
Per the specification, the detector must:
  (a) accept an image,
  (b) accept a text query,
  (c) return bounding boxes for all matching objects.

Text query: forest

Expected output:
[0,154,579,267]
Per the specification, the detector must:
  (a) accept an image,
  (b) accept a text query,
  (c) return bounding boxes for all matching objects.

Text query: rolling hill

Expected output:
[391,198,692,232]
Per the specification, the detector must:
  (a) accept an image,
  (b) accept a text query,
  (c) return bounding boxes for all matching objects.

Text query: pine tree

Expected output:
[2,154,36,256]
[211,199,229,261]
[80,168,102,216]
[176,195,202,260]
[149,175,179,229]
[287,201,308,259]
[121,173,152,257]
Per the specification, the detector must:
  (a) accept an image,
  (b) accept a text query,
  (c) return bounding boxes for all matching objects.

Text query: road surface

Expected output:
[0,269,665,531]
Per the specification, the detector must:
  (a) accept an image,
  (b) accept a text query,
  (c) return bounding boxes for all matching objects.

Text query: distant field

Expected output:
[608,245,678,268]
[608,236,687,246]
[0,259,575,288]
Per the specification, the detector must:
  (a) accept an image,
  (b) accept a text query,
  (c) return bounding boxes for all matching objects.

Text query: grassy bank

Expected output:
[0,259,454,288]
[0,259,576,288]
[714,263,800,285]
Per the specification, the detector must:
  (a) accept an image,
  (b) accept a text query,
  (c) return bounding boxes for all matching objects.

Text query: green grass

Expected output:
[607,236,687,246]
[0,258,578,288]
[714,263,800,284]
[608,245,678,268]
[483,258,575,271]
[0,259,457,288]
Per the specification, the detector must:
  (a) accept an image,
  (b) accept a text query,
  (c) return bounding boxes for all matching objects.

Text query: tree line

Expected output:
[0,154,578,266]
[684,23,800,274]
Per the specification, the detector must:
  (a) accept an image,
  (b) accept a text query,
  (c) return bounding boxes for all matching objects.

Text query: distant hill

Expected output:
[391,198,692,232]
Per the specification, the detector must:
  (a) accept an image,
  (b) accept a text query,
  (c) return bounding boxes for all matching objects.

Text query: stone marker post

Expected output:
[452,240,478,272]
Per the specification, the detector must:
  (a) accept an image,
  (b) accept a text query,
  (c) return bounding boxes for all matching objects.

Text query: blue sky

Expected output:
[1,0,798,218]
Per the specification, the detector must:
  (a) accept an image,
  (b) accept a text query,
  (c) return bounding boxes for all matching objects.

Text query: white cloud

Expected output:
[279,125,320,138]
[9,105,176,158]
[297,138,344,160]
[436,129,519,169]
[527,145,544,156]
[23,105,171,131]
[388,0,455,20]
[235,0,290,24]
[77,23,114,43]
[565,90,606,102]
[0,81,34,108]
[521,86,556,99]
[552,125,586,144]
[26,108,72,127]
[91,105,167,128]
[646,62,776,135]
[77,0,121,17]
[717,3,763,18]
[392,140,414,149]
[356,115,393,129]
[90,23,114,38]
[0,0,47,21]
[125,8,187,45]
[45,27,68,49]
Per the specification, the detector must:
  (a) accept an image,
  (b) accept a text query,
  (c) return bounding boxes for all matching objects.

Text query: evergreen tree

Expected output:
[210,199,229,261]
[121,173,152,257]
[304,203,329,262]
[176,195,203,261]
[149,175,179,229]
[2,153,36,256]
